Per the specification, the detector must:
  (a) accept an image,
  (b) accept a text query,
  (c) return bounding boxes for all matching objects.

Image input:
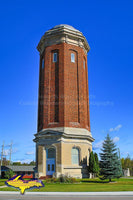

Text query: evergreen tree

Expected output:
[116,149,123,178]
[100,134,122,182]
[94,152,99,175]
[88,151,97,176]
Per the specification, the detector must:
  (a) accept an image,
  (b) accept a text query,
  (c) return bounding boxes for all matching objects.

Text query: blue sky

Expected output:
[0,0,133,163]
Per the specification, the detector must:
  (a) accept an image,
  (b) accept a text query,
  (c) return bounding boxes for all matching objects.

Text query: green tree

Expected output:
[94,152,99,175]
[4,170,14,179]
[88,151,97,177]
[121,158,125,169]
[121,156,133,176]
[116,148,123,178]
[12,162,22,166]
[12,161,36,166]
[100,134,122,182]
[29,161,36,165]
[2,158,10,166]
[124,155,132,169]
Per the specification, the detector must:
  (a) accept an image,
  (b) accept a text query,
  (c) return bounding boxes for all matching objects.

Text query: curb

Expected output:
[0,191,133,196]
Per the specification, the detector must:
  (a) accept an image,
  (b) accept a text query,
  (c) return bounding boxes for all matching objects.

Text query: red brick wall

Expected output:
[50,49,59,123]
[37,43,90,132]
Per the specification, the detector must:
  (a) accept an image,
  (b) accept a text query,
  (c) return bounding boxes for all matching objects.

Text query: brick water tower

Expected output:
[34,24,94,178]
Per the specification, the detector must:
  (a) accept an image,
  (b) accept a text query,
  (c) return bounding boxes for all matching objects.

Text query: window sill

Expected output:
[63,166,82,169]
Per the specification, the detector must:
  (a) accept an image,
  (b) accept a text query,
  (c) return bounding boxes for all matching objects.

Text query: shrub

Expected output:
[57,174,77,183]
[43,175,78,183]
[4,170,15,179]
[44,177,58,183]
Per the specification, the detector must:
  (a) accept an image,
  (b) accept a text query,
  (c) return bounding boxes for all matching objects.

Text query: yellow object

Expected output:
[5,175,44,194]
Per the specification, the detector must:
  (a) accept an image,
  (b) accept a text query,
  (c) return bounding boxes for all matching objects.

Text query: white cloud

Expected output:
[93,136,120,150]
[113,136,120,143]
[26,151,34,155]
[109,124,122,132]
[16,159,33,164]
[93,140,103,150]
[15,160,21,163]
[109,128,114,132]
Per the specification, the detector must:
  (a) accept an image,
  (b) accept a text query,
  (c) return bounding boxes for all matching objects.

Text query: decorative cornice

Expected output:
[37,25,90,55]
[33,127,95,143]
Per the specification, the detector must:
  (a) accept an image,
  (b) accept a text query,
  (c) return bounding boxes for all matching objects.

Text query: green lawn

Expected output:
[0,179,7,186]
[0,178,133,192]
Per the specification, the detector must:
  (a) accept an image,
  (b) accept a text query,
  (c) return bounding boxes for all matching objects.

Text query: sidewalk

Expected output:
[0,186,7,188]
[0,191,133,196]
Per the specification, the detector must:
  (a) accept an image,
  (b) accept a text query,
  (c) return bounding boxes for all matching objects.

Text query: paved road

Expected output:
[0,193,133,200]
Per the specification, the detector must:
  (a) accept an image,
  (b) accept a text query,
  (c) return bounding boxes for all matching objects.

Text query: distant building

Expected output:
[33,24,94,178]
[1,165,35,179]
[123,168,130,177]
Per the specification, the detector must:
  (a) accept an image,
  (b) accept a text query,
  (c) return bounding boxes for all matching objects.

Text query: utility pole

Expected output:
[9,141,13,165]
[0,141,4,177]
[1,141,4,166]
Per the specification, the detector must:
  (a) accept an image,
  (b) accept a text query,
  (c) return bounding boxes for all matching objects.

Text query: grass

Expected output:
[0,178,133,192]
[0,179,7,186]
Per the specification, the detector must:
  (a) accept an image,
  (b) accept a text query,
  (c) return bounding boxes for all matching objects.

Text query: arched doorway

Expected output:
[46,147,56,176]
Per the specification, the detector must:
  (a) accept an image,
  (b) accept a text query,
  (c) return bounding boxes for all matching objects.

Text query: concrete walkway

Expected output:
[0,185,7,188]
[0,191,133,196]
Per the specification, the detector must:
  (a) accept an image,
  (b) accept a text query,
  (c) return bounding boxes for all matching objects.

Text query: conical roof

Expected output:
[51,24,80,32]
[37,24,90,54]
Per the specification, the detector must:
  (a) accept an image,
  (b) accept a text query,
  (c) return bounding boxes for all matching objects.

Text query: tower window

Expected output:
[71,147,79,165]
[42,59,44,69]
[53,52,57,62]
[71,53,75,63]
[83,60,85,69]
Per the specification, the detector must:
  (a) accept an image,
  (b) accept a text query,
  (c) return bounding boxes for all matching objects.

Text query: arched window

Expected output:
[53,52,57,62]
[47,148,56,159]
[71,147,79,165]
[71,53,75,62]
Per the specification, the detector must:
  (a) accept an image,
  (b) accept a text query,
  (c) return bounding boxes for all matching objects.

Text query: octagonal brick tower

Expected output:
[34,25,94,178]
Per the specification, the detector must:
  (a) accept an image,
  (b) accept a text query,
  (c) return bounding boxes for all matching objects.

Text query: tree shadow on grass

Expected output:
[81,180,109,183]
